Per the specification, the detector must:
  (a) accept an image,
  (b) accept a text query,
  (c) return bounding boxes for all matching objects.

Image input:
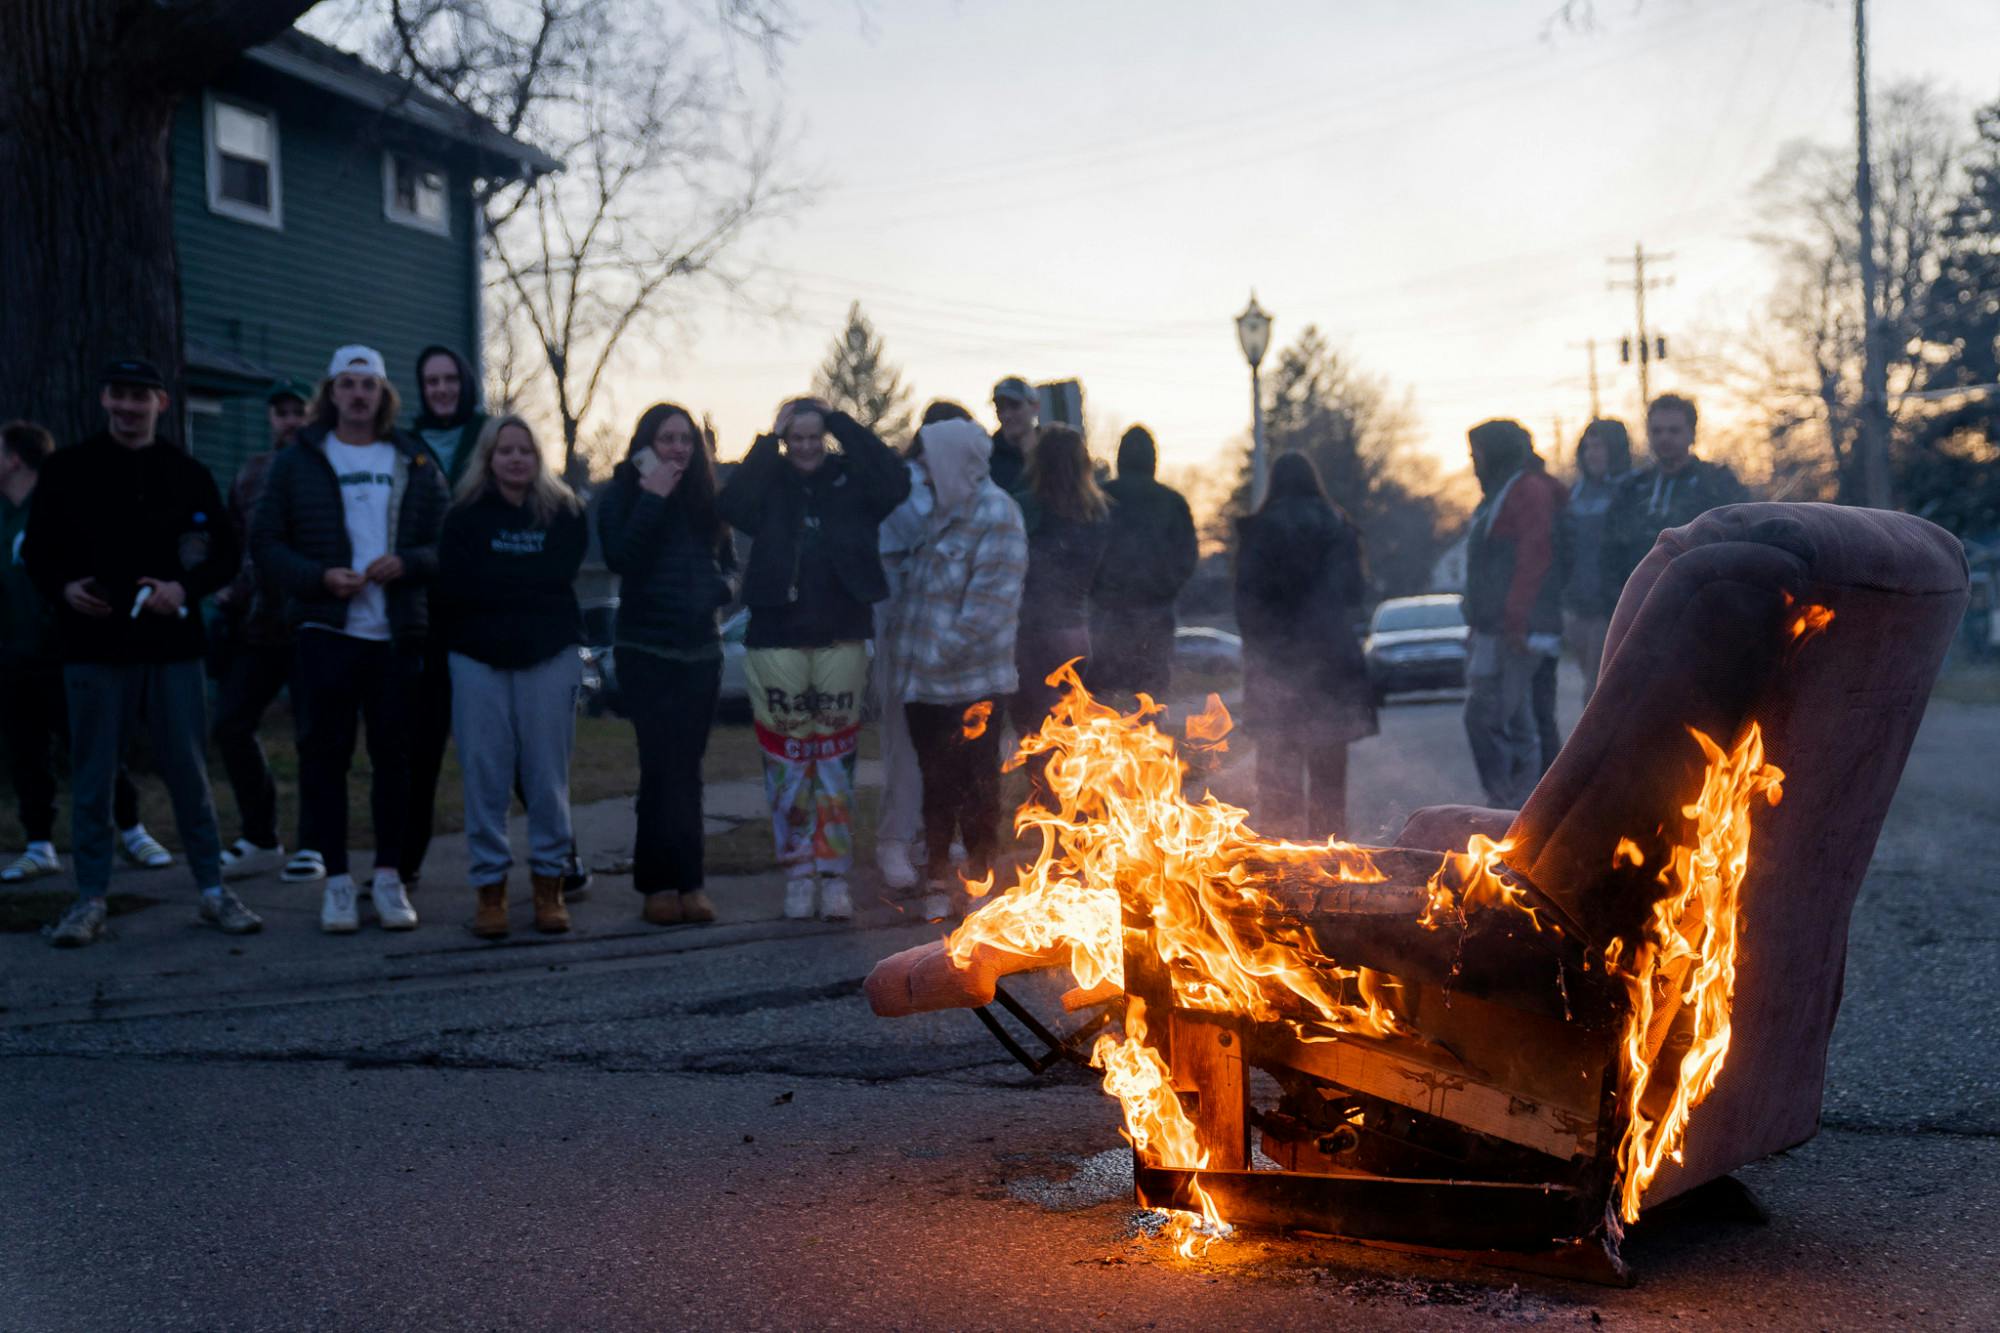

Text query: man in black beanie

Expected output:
[1089,425,1199,699]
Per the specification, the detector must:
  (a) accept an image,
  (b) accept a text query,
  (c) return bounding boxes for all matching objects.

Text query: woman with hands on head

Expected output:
[596,402,737,929]
[715,395,911,924]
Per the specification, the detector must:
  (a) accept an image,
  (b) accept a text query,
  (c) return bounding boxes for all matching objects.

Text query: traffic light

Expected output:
[1655,335,1668,360]
[1620,337,1633,364]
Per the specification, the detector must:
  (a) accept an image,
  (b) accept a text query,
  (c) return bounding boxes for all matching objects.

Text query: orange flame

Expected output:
[1781,591,1835,646]
[961,701,993,739]
[1183,693,1232,752]
[1419,833,1538,931]
[1604,722,1784,1226]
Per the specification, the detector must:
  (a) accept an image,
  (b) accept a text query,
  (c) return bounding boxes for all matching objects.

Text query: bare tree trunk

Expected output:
[0,1,311,446]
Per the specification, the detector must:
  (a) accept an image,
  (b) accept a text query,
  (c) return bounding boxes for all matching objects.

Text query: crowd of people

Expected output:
[0,344,1743,950]
[1459,394,1748,808]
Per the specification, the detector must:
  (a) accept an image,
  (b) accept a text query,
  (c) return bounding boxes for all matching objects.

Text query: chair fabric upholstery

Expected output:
[1397,503,1966,1204]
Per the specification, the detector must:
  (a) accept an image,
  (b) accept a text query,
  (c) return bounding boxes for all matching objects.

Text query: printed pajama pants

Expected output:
[745,642,869,878]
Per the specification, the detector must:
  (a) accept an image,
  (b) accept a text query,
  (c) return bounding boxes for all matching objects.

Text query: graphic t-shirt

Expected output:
[321,439,397,641]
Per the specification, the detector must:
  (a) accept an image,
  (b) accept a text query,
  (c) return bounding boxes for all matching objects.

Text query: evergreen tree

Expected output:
[813,302,913,441]
[1225,326,1450,598]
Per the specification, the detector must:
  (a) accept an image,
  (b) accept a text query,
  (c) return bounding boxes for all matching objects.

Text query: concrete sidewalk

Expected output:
[0,761,916,1028]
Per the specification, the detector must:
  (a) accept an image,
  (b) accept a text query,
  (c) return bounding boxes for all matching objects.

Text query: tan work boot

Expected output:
[471,882,509,939]
[642,890,682,926]
[532,873,570,934]
[679,889,717,923]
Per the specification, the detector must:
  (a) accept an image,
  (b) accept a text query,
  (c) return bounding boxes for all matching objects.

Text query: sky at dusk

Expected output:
[318,0,2000,480]
[635,0,1996,481]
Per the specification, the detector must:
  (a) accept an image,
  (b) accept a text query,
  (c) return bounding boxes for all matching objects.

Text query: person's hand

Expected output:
[363,554,405,585]
[1504,629,1529,656]
[323,567,366,599]
[63,579,112,618]
[639,457,684,497]
[138,577,186,617]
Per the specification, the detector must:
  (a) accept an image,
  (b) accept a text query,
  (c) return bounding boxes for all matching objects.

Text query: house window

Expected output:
[183,396,224,453]
[205,95,281,228]
[384,153,450,234]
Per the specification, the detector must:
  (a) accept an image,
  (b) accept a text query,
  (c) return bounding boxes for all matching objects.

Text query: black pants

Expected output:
[1255,734,1349,842]
[295,632,420,878]
[211,640,294,848]
[1087,603,1175,699]
[0,665,138,843]
[905,698,1004,880]
[399,642,454,882]
[623,651,719,895]
[1532,652,1560,776]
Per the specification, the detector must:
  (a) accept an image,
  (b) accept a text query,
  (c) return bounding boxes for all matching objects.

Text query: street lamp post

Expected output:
[1236,291,1273,507]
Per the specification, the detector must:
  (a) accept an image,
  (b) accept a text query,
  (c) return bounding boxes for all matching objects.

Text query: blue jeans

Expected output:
[63,660,222,897]
[449,650,580,884]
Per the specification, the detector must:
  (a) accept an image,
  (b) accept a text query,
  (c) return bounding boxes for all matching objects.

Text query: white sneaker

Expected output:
[920,888,954,923]
[282,849,327,883]
[783,874,817,920]
[1,843,61,883]
[371,870,417,930]
[819,878,853,922]
[875,841,918,892]
[219,839,285,881]
[119,825,173,869]
[320,874,359,934]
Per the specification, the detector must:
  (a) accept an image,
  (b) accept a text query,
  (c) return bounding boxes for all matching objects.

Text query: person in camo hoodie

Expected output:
[439,415,587,940]
[889,418,1028,924]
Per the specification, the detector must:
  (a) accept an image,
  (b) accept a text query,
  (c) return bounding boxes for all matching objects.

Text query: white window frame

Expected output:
[203,93,283,230]
[183,395,224,451]
[382,151,452,236]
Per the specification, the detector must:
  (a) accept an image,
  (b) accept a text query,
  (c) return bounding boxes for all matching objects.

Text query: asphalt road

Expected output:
[2,670,1995,1331]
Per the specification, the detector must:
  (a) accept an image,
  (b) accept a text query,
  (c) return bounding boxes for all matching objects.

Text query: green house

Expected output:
[170,30,555,484]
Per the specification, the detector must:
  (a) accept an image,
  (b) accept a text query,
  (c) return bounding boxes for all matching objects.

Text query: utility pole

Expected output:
[1853,0,1892,508]
[1608,243,1673,420]
[1569,337,1603,418]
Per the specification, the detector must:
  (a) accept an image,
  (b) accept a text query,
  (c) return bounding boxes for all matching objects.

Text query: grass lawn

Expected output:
[0,704,811,858]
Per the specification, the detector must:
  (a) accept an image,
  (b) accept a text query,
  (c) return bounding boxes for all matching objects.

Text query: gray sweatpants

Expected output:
[1462,633,1544,809]
[64,660,223,897]
[448,650,580,884]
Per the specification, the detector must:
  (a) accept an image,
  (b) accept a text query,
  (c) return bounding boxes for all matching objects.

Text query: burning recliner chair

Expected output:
[866,503,1968,1282]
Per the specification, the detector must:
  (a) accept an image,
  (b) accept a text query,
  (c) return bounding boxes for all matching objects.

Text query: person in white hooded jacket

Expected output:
[889,418,1028,922]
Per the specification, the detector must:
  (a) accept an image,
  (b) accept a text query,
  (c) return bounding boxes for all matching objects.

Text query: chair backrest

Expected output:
[1506,503,1967,1201]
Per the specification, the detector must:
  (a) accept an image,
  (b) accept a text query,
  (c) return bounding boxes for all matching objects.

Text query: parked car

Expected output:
[1173,625,1244,678]
[1363,594,1469,702]
[577,598,750,721]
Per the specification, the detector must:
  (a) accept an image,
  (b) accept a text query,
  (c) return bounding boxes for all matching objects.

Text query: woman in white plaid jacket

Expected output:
[889,418,1028,923]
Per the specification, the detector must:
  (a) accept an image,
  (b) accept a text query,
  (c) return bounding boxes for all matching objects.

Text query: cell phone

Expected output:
[633,449,661,478]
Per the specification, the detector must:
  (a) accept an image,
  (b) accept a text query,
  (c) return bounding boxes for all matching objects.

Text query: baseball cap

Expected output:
[992,376,1036,407]
[266,378,314,405]
[326,345,388,380]
[100,357,165,390]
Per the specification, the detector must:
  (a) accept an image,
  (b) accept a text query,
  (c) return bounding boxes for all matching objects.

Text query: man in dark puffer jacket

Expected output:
[1089,425,1199,698]
[251,345,448,933]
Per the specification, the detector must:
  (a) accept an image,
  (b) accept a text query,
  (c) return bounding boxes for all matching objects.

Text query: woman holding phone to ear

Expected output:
[596,403,736,927]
